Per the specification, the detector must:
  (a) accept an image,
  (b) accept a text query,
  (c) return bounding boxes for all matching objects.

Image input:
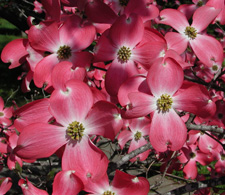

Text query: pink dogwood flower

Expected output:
[0,177,12,195]
[0,97,13,126]
[159,5,223,68]
[123,58,216,152]
[118,117,151,161]
[85,170,150,195]
[178,143,214,179]
[94,13,149,96]
[15,80,122,169]
[19,178,48,195]
[28,14,95,88]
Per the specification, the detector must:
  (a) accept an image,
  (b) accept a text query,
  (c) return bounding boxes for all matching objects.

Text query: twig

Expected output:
[184,75,225,92]
[161,151,177,182]
[5,86,20,105]
[203,130,225,150]
[185,113,196,125]
[116,143,153,167]
[186,123,225,134]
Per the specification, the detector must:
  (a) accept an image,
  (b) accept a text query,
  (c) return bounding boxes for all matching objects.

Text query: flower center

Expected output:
[117,46,131,63]
[212,65,218,71]
[57,45,72,60]
[0,112,4,117]
[189,152,196,158]
[221,153,225,161]
[157,94,173,112]
[134,131,142,141]
[66,121,85,141]
[103,190,115,195]
[119,0,129,6]
[184,26,197,40]
[197,1,203,6]
[218,113,223,119]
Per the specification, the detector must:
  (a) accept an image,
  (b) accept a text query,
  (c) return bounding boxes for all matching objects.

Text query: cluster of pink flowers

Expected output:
[1,0,225,194]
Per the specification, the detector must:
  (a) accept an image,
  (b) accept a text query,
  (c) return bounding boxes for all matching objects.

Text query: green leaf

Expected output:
[15,161,22,174]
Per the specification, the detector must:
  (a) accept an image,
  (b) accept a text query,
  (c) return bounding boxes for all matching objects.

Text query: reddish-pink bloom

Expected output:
[0,97,13,126]
[159,5,223,68]
[94,13,147,95]
[118,117,151,161]
[109,0,159,23]
[85,170,150,195]
[52,170,84,195]
[178,144,214,179]
[15,80,122,167]
[1,38,29,69]
[0,177,12,195]
[122,58,215,152]
[13,98,52,132]
[28,14,95,88]
[19,178,48,195]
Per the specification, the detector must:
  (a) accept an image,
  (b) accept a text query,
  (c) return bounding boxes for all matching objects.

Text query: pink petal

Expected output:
[183,159,198,179]
[132,28,167,68]
[124,0,159,22]
[15,123,66,159]
[159,8,189,33]
[41,0,61,21]
[50,80,93,126]
[112,170,150,195]
[33,53,59,88]
[198,133,219,153]
[147,57,184,97]
[28,21,60,52]
[26,44,44,71]
[85,101,123,140]
[206,0,224,9]
[109,13,144,48]
[51,61,86,90]
[150,109,187,152]
[85,0,118,24]
[129,117,151,136]
[62,136,108,185]
[132,41,164,70]
[128,137,150,162]
[8,132,19,149]
[13,98,52,132]
[90,87,108,103]
[52,170,84,195]
[21,70,34,92]
[118,75,149,107]
[165,32,188,54]
[7,153,23,170]
[126,92,156,118]
[163,49,192,69]
[178,4,198,20]
[1,38,28,69]
[0,177,12,195]
[173,81,216,118]
[94,30,118,62]
[195,150,214,165]
[70,51,93,69]
[84,173,109,194]
[0,142,7,154]
[0,97,4,110]
[59,15,96,51]
[19,178,48,195]
[118,129,133,149]
[190,34,223,67]
[105,59,139,96]
[215,6,225,24]
[192,5,221,32]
